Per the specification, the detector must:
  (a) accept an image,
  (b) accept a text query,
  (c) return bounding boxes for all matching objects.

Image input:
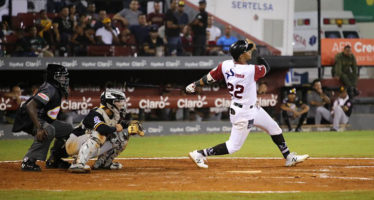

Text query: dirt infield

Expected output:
[1,158,374,192]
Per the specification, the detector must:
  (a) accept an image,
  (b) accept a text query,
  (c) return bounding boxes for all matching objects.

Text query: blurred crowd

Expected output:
[0,0,240,57]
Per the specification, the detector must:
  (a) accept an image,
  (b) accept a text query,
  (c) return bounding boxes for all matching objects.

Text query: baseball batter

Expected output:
[186,40,309,168]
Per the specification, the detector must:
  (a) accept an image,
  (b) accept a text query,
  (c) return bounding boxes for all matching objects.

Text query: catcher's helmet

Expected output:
[229,40,254,61]
[100,89,127,119]
[46,64,69,97]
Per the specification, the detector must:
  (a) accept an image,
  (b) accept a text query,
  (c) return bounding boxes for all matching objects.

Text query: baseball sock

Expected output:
[198,143,229,156]
[271,134,290,159]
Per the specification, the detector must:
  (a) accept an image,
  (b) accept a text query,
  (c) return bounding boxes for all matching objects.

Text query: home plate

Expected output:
[227,170,262,174]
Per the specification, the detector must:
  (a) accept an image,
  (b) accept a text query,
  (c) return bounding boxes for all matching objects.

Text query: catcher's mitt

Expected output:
[127,120,145,136]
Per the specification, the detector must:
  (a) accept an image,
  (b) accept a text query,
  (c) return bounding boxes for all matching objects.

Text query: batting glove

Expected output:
[185,83,196,93]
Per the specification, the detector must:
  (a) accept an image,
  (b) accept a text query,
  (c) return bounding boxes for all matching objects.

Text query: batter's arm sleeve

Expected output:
[194,63,224,87]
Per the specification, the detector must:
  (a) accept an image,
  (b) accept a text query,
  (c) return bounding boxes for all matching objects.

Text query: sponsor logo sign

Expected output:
[321,39,374,66]
[0,98,11,111]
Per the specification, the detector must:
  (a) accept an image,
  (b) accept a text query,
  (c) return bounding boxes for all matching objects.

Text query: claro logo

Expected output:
[177,95,207,108]
[61,97,93,115]
[0,98,11,111]
[214,98,231,108]
[139,96,170,109]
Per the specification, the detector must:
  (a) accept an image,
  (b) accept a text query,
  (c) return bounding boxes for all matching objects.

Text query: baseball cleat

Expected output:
[93,162,123,170]
[21,159,41,172]
[68,163,91,173]
[188,150,208,169]
[285,152,309,167]
[46,158,71,169]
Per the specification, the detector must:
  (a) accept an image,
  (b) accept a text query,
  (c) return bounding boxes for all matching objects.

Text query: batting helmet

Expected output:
[229,40,254,61]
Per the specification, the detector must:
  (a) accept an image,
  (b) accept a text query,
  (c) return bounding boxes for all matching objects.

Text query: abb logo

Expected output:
[0,98,11,111]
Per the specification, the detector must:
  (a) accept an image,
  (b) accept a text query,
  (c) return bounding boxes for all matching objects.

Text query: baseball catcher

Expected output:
[66,89,144,173]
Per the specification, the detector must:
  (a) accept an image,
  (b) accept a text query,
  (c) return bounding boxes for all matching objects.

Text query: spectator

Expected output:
[147,0,164,28]
[95,18,119,45]
[86,2,98,21]
[129,14,150,46]
[181,25,193,55]
[25,26,54,57]
[72,26,96,56]
[333,45,359,97]
[119,27,136,46]
[69,4,79,27]
[257,81,268,95]
[190,0,208,56]
[217,25,237,53]
[1,20,13,36]
[93,10,108,30]
[143,25,164,56]
[330,86,353,131]
[175,1,188,30]
[113,0,142,27]
[257,81,274,118]
[206,16,221,43]
[280,88,310,132]
[307,79,331,125]
[35,10,53,45]
[53,6,74,55]
[76,13,89,29]
[4,85,22,124]
[165,0,182,56]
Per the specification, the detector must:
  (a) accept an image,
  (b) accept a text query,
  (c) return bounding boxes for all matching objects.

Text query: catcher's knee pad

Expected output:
[66,134,78,156]
[76,131,105,165]
[66,134,90,156]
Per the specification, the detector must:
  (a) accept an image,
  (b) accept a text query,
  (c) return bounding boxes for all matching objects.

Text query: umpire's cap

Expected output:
[229,40,254,61]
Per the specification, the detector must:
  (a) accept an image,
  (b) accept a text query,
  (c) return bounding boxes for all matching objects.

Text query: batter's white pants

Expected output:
[226,105,282,154]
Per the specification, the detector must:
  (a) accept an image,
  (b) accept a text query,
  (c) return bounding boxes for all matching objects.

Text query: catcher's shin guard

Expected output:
[76,132,105,165]
[93,131,128,170]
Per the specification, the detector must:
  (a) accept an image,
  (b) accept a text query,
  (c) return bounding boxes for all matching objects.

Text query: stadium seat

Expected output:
[86,45,113,56]
[113,46,135,56]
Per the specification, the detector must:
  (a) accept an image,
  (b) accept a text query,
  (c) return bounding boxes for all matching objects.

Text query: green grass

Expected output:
[0,190,373,200]
[0,131,374,161]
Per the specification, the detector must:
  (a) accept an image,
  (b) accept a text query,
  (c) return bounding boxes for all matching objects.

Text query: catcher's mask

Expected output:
[100,89,127,119]
[229,40,254,61]
[46,64,69,97]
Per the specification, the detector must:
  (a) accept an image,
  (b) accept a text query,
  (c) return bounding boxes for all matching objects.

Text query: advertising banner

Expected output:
[344,0,374,22]
[0,93,278,112]
[321,39,374,66]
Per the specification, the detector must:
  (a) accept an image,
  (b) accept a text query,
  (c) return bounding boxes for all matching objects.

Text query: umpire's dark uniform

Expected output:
[13,64,73,171]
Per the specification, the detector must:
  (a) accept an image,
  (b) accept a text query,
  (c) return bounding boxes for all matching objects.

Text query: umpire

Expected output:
[13,64,73,171]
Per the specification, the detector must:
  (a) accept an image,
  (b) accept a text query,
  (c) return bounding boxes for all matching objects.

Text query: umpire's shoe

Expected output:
[285,152,309,167]
[21,158,41,172]
[46,158,71,169]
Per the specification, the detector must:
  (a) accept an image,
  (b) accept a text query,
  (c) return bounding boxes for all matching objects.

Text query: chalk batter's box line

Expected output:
[1,157,374,163]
